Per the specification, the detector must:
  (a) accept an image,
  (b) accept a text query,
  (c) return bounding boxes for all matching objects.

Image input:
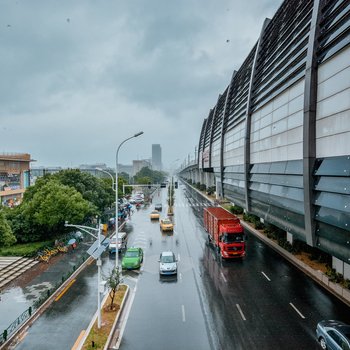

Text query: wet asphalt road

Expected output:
[120,183,350,350]
[4,182,350,349]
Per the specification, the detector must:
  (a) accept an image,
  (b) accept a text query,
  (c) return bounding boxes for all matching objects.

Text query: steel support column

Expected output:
[303,0,321,246]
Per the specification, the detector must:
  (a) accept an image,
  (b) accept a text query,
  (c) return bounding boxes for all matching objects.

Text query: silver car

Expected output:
[159,251,177,275]
[316,320,350,350]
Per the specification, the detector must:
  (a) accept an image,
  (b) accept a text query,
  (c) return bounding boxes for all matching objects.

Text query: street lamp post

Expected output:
[115,132,144,273]
[96,168,116,192]
[64,220,103,328]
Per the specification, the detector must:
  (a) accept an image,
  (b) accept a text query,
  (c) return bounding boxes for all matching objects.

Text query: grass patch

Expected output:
[82,285,127,350]
[0,241,53,257]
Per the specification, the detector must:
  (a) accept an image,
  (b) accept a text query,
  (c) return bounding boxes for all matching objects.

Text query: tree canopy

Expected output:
[133,167,165,185]
[0,210,16,247]
[7,179,95,242]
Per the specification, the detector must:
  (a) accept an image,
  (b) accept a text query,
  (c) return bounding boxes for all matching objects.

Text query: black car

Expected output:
[155,203,162,211]
[316,320,350,350]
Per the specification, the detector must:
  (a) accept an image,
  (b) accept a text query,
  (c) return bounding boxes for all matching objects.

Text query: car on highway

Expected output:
[316,320,350,350]
[154,203,162,211]
[150,210,160,220]
[159,251,178,275]
[122,247,143,270]
[160,218,174,232]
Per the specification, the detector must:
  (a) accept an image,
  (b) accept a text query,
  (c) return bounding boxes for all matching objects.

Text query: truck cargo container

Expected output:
[203,207,245,259]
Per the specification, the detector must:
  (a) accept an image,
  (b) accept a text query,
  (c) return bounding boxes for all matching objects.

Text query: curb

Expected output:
[74,284,129,350]
[240,221,350,307]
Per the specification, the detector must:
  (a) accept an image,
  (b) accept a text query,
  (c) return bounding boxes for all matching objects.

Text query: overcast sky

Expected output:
[0,0,280,169]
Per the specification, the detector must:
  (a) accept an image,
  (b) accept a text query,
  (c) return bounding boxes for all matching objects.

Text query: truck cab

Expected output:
[219,224,245,258]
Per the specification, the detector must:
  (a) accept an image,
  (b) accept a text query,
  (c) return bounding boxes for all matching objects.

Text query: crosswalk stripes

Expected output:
[173,202,211,208]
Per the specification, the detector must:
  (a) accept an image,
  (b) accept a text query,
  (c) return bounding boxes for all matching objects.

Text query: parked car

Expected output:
[150,210,160,220]
[160,218,174,232]
[316,320,350,350]
[122,247,143,270]
[155,203,162,211]
[159,251,178,275]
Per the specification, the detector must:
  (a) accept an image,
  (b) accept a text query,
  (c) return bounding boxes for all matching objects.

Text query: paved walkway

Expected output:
[0,257,39,289]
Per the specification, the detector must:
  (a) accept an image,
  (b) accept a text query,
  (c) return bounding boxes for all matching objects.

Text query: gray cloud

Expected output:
[0,0,281,168]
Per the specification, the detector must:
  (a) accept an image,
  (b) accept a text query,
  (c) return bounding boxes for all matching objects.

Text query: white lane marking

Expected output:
[115,284,138,349]
[289,302,306,319]
[177,253,181,262]
[182,305,186,322]
[261,271,271,281]
[220,272,227,283]
[236,304,246,321]
[179,273,182,282]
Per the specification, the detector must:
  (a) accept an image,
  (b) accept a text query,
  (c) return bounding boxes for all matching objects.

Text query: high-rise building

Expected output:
[152,144,162,171]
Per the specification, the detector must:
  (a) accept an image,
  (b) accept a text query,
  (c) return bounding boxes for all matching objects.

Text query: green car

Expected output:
[122,247,143,270]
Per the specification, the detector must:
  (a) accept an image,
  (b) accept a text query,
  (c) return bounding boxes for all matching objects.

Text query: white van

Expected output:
[109,232,127,254]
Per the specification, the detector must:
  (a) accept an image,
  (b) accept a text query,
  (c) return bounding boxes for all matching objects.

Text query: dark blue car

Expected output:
[316,320,350,350]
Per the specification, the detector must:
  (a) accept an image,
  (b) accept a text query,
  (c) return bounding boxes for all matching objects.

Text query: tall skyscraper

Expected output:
[152,144,162,171]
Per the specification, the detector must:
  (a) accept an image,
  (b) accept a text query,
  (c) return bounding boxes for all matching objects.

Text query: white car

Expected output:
[159,251,178,275]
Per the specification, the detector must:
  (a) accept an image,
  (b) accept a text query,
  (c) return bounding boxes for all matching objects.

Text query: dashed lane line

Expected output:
[220,272,227,283]
[261,271,271,281]
[182,305,186,322]
[236,304,246,321]
[289,302,306,319]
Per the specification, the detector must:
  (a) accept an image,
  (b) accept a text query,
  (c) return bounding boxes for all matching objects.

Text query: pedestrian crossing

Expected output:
[173,202,212,208]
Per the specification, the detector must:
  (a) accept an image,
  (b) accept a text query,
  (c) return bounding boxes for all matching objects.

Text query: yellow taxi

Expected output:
[160,218,174,232]
[150,210,160,220]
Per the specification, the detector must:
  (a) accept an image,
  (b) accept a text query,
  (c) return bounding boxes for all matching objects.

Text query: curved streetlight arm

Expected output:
[96,168,116,192]
[64,223,98,239]
[116,132,144,155]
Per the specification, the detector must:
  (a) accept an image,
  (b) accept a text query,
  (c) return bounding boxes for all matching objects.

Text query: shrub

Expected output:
[229,205,244,215]
[0,240,53,257]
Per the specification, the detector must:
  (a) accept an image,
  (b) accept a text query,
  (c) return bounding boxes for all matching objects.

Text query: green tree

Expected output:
[53,169,114,213]
[135,176,152,185]
[105,267,123,310]
[5,205,41,243]
[18,180,95,241]
[134,167,165,184]
[0,210,16,247]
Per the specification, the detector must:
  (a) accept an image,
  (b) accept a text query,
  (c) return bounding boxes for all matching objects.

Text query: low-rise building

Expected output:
[0,153,34,207]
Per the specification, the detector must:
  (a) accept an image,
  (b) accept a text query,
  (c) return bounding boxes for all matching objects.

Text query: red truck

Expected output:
[203,207,245,259]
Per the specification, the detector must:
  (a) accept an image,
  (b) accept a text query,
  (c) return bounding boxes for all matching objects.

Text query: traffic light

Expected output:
[175,181,178,189]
